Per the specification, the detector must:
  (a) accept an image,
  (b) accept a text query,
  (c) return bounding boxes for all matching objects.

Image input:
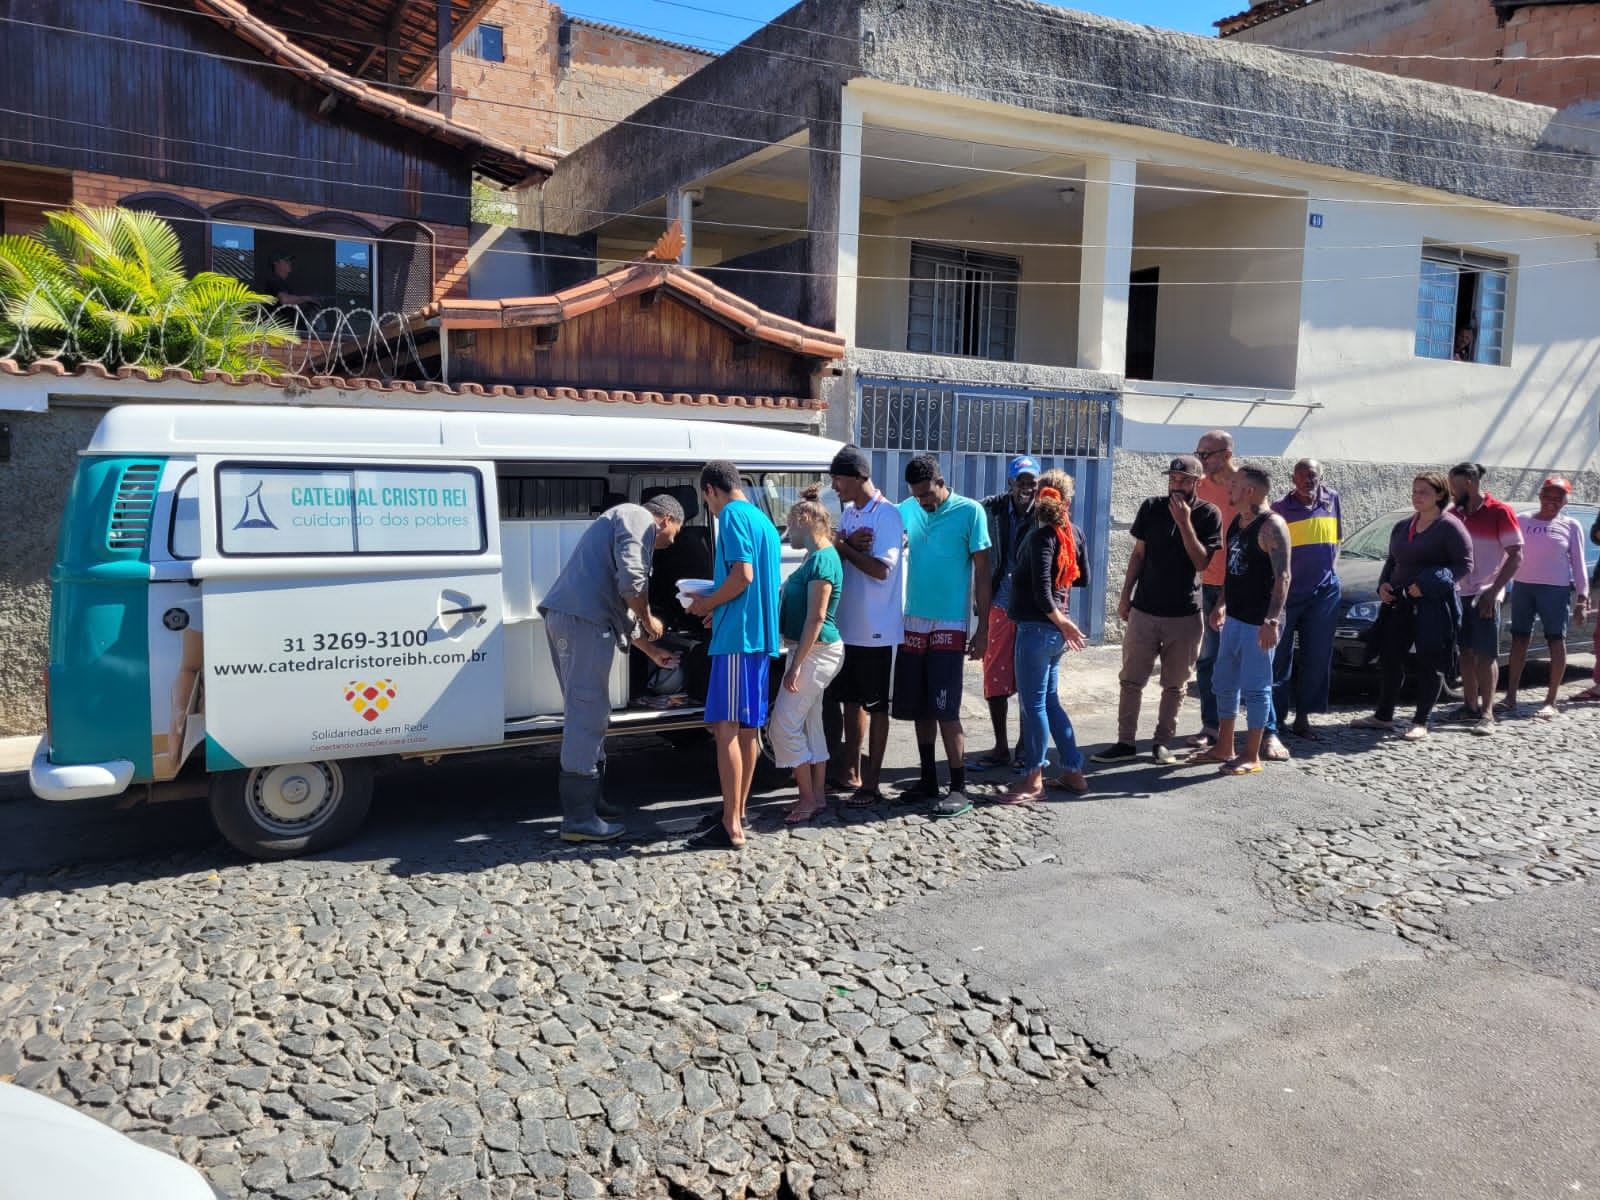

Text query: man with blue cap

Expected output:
[974,454,1041,769]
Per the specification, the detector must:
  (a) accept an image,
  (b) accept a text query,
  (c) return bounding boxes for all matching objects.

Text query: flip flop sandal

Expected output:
[1187,749,1230,766]
[1572,688,1600,702]
[1221,761,1263,775]
[995,788,1041,805]
[784,803,827,825]
[845,787,884,808]
[963,753,1012,772]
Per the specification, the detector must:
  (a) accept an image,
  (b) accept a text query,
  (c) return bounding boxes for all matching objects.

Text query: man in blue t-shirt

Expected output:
[685,459,781,849]
[895,454,992,818]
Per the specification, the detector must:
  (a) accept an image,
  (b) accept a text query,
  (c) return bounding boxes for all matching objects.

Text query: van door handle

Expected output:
[440,604,486,617]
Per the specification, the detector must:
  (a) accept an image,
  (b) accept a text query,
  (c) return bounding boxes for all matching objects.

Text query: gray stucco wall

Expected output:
[544,0,1600,241]
[1102,448,1600,640]
[0,405,105,736]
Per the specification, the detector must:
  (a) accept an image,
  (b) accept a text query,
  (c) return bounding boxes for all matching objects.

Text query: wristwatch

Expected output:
[1264,617,1281,626]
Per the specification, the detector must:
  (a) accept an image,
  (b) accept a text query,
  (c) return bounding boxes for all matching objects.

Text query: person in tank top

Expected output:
[1190,465,1292,776]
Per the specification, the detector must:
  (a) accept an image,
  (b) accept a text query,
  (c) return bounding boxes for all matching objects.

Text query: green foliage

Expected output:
[471,180,517,227]
[0,204,297,374]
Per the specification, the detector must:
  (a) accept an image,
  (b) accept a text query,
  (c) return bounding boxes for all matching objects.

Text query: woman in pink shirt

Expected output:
[1509,478,1592,713]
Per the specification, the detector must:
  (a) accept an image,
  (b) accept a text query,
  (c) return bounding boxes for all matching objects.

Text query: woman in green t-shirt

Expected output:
[772,487,845,823]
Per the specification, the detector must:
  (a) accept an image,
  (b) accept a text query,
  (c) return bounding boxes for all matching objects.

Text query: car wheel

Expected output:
[208,758,374,860]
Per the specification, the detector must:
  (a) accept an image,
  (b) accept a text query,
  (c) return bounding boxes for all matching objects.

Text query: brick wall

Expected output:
[1223,0,1600,108]
[0,164,74,237]
[71,172,471,300]
[443,0,713,157]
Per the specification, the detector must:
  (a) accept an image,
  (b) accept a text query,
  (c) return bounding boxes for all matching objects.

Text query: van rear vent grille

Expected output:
[107,462,162,551]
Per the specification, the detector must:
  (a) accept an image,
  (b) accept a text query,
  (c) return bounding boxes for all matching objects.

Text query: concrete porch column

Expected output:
[1076,154,1137,375]
[807,85,862,338]
[667,188,700,264]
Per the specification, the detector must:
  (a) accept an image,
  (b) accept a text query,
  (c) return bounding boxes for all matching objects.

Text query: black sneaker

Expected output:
[1090,742,1138,763]
[931,790,973,818]
[1151,743,1178,765]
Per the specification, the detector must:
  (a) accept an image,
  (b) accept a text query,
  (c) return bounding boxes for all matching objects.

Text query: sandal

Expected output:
[1572,686,1600,703]
[995,785,1042,805]
[1220,759,1263,776]
[1187,747,1231,766]
[845,786,884,808]
[963,752,1012,772]
[1046,771,1089,795]
[784,801,827,824]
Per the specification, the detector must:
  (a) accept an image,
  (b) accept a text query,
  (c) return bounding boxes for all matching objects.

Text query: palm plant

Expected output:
[0,204,297,374]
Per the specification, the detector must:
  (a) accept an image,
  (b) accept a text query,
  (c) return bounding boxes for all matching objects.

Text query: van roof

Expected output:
[85,405,844,469]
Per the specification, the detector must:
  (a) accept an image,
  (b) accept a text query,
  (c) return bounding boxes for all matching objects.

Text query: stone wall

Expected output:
[1221,0,1600,109]
[0,405,107,736]
[1102,447,1600,640]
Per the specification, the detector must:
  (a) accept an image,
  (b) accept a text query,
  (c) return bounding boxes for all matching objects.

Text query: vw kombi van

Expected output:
[32,404,840,858]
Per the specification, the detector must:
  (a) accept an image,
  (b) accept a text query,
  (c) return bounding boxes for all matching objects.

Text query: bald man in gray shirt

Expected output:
[541,495,683,841]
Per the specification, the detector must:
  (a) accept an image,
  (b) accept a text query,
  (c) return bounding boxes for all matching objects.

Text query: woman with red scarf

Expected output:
[1000,470,1091,803]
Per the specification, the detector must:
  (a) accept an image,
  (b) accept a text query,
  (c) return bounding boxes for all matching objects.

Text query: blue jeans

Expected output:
[1212,618,1275,730]
[1201,584,1276,736]
[1272,576,1342,723]
[1013,621,1085,774]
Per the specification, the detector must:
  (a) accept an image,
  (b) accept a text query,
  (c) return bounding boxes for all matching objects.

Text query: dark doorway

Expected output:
[1126,266,1160,380]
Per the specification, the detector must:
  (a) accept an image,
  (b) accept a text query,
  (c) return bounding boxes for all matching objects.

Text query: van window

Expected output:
[217,463,486,556]
[757,472,839,531]
[499,476,609,520]
[169,469,200,560]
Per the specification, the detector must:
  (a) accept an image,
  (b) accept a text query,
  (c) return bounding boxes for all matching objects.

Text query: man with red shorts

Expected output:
[974,455,1040,771]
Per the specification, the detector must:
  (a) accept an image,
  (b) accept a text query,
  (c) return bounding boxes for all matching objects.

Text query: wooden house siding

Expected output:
[452,293,816,395]
[0,0,471,225]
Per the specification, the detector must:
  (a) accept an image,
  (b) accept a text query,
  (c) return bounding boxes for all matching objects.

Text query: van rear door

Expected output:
[193,457,505,769]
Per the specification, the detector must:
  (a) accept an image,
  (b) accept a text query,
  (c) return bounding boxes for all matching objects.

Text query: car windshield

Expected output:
[1341,510,1408,560]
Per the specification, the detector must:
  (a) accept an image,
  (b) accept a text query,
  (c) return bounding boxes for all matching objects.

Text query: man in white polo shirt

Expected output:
[824,445,905,806]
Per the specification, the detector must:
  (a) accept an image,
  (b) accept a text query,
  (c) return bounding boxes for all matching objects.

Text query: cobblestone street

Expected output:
[2,652,1598,1199]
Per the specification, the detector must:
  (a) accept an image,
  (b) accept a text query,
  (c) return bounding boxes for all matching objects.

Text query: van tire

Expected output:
[209,758,374,860]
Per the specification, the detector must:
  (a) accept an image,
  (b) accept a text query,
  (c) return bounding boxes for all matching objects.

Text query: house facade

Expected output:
[1218,0,1600,109]
[540,0,1600,635]
[0,0,553,317]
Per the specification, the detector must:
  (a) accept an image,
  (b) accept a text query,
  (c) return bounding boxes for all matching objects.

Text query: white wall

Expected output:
[854,205,1082,367]
[1130,193,1307,391]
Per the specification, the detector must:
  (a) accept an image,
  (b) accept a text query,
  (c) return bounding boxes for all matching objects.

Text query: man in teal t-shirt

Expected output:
[895,455,992,818]
[684,460,781,849]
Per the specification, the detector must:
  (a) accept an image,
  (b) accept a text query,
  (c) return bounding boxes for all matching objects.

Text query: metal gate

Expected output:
[856,379,1116,637]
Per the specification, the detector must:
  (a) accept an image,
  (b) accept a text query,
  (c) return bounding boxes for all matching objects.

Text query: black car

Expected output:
[1332,501,1599,677]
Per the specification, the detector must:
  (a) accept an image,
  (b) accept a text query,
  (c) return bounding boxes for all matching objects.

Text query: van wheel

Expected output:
[209,759,374,860]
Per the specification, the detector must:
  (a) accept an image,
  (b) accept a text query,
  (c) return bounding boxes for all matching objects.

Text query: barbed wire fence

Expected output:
[1,284,439,384]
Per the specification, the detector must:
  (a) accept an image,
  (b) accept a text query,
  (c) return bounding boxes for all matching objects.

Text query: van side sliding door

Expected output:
[193,456,506,769]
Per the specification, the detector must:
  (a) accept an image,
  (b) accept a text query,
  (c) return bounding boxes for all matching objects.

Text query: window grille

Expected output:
[1415,246,1511,365]
[907,243,1019,361]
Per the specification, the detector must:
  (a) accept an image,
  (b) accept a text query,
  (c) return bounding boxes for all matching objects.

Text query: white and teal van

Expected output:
[33,404,839,858]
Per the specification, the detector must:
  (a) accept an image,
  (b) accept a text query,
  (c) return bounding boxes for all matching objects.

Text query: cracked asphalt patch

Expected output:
[1247,704,1600,947]
[0,755,1105,1200]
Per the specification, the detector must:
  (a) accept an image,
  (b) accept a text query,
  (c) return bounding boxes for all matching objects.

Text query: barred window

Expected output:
[1415,246,1510,366]
[907,243,1020,361]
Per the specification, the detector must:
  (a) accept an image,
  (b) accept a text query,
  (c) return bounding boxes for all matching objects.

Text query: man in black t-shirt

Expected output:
[1093,455,1222,764]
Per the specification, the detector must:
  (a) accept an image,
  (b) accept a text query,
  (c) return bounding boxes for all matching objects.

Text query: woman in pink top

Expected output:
[1508,477,1592,714]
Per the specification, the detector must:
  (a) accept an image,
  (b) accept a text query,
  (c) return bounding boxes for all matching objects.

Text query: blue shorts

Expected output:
[1458,596,1501,657]
[1510,582,1571,640]
[705,652,771,728]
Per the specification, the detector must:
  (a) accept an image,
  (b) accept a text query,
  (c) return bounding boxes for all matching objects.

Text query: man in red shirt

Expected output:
[1449,462,1523,735]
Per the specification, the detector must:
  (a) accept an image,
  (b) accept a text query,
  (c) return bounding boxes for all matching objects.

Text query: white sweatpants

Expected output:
[767,642,845,769]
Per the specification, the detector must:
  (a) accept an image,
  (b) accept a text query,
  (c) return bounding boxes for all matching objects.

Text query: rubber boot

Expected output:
[559,771,624,843]
[594,755,624,821]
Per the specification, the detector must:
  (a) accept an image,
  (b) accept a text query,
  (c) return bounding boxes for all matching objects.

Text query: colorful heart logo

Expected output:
[343,679,397,723]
